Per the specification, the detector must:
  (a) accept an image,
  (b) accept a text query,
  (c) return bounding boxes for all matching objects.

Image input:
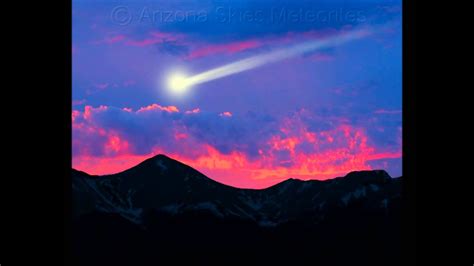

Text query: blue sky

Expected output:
[72,0,402,188]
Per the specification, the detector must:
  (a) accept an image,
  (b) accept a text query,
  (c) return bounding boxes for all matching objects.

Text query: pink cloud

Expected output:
[219,111,232,117]
[104,132,131,155]
[82,105,107,121]
[187,40,262,59]
[72,103,401,189]
[90,28,351,63]
[92,35,126,45]
[137,103,179,113]
[91,31,185,47]
[184,28,346,60]
[185,108,200,114]
[124,31,184,47]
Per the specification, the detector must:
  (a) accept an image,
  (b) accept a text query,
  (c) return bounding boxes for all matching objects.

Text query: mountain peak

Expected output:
[126,153,181,172]
[150,154,171,160]
[267,177,314,192]
[275,177,305,185]
[342,170,392,184]
[345,169,391,178]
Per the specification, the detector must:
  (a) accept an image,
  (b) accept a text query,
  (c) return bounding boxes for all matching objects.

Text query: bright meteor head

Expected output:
[167,72,190,95]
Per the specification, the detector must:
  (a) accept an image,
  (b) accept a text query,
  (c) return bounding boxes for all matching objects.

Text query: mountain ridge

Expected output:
[72,154,401,224]
[72,153,397,190]
[72,154,403,265]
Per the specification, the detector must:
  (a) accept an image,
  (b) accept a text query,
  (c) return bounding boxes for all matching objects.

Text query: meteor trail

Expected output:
[166,28,372,94]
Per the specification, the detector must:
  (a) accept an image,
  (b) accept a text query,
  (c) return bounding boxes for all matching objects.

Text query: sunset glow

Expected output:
[72,0,402,189]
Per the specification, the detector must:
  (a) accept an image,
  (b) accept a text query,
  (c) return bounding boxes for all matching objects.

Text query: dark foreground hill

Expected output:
[72,154,403,265]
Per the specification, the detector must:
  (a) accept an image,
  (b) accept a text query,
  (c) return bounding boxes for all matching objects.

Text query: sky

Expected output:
[72,0,402,189]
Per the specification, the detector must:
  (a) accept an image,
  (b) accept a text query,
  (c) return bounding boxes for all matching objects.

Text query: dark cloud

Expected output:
[156,40,190,56]
[157,0,398,42]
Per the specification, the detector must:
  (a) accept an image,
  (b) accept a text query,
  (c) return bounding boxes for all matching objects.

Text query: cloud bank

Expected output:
[73,103,401,188]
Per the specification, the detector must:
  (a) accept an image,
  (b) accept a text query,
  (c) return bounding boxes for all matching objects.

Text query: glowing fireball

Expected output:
[167,73,190,95]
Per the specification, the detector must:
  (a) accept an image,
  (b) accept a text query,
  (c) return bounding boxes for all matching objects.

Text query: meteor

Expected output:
[166,28,371,94]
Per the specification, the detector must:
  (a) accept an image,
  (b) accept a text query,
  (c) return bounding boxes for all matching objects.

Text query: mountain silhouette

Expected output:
[72,154,403,265]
